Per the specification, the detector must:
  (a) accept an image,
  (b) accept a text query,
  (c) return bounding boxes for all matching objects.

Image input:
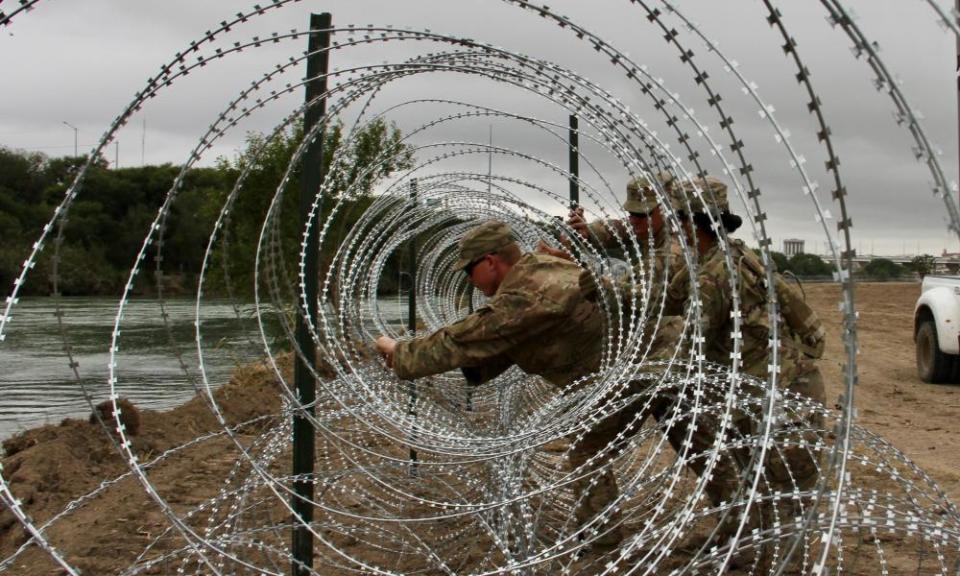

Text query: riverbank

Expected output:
[0,354,298,573]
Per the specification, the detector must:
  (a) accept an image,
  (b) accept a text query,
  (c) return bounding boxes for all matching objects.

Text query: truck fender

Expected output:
[915,286,960,355]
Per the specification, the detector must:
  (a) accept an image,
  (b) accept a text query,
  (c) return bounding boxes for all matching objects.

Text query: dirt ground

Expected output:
[810,282,960,503]
[1,282,958,575]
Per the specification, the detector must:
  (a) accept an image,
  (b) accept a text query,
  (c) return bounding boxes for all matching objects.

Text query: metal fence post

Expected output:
[569,114,579,208]
[292,11,330,576]
[407,178,419,472]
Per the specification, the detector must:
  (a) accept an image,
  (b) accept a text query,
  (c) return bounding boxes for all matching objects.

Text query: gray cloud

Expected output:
[1,0,958,256]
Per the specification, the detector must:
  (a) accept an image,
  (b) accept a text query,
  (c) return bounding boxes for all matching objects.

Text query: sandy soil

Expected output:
[1,281,958,575]
[811,282,960,503]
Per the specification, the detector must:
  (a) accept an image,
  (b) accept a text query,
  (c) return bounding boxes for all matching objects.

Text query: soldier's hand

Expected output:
[375,336,397,368]
[578,269,599,302]
[536,240,573,261]
[566,206,589,239]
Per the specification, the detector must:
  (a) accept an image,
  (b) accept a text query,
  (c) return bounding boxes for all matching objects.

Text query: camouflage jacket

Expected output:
[585,218,630,252]
[393,252,604,388]
[668,239,816,382]
[583,222,687,322]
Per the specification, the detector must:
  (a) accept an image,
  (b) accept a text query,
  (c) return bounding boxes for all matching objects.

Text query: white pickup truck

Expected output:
[914,275,960,383]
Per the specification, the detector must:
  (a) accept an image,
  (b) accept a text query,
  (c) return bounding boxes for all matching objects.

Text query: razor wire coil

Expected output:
[1,2,960,575]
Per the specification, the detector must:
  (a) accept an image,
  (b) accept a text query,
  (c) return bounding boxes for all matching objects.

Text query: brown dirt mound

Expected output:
[0,352,293,564]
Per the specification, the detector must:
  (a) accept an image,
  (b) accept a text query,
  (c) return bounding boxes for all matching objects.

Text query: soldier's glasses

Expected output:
[628,211,651,219]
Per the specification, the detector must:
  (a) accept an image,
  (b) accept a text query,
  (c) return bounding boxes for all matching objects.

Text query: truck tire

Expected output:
[916,320,955,383]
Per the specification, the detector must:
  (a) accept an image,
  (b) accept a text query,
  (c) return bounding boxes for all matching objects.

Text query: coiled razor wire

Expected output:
[2,1,960,574]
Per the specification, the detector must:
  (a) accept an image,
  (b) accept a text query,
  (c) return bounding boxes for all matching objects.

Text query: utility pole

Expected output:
[61,120,78,157]
[487,125,492,194]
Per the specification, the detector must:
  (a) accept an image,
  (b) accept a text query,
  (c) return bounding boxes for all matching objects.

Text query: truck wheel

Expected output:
[916,320,954,383]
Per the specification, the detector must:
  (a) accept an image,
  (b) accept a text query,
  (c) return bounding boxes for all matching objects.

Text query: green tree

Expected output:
[861,258,904,281]
[769,250,789,273]
[0,147,226,296]
[908,254,936,279]
[209,118,415,297]
[0,147,55,238]
[787,253,832,277]
[0,118,415,298]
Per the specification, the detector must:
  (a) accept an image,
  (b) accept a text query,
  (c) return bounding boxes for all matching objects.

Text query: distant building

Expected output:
[783,238,804,257]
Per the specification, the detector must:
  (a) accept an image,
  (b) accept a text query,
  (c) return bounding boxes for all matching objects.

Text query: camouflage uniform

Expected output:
[583,172,683,272]
[391,221,613,543]
[672,177,826,423]
[655,180,828,552]
[579,173,686,314]
[571,177,743,545]
[576,176,828,552]
[393,250,604,388]
[686,239,826,489]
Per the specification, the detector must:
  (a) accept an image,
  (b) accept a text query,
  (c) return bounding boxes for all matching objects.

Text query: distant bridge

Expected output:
[810,254,960,275]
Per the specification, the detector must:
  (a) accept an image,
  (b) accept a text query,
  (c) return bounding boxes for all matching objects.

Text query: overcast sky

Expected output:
[2,0,959,257]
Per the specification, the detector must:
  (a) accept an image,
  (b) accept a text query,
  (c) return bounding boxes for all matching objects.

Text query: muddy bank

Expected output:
[0,354,295,573]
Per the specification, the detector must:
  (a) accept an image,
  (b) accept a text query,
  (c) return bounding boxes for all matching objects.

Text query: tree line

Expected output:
[768,251,934,281]
[0,119,415,297]
[0,126,935,298]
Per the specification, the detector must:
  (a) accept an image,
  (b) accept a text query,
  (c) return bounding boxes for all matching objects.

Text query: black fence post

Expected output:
[407,178,419,472]
[569,114,579,208]
[292,12,330,576]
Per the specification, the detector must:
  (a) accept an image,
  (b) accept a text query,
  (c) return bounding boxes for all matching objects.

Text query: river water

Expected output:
[0,297,282,442]
[0,295,421,442]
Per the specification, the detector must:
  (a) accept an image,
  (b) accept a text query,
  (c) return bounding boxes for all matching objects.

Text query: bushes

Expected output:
[860,258,906,281]
[787,253,833,277]
[0,243,123,296]
[0,118,414,298]
[766,251,911,282]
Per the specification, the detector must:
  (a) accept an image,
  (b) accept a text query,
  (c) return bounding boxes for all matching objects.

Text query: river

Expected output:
[0,296,414,442]
[0,298,275,441]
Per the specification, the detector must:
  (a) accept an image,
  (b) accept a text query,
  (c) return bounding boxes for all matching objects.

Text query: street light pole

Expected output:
[61,120,78,157]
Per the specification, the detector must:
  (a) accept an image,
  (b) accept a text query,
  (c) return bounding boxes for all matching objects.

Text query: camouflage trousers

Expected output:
[567,360,826,548]
[760,360,826,527]
[568,378,742,547]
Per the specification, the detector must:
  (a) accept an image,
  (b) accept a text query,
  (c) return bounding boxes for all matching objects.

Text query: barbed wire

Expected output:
[2,1,960,575]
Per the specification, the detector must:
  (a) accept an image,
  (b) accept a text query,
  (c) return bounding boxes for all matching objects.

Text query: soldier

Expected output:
[375,219,603,389]
[567,172,681,276]
[374,220,624,549]
[542,172,684,297]
[542,175,748,557]
[662,176,828,564]
[568,172,676,258]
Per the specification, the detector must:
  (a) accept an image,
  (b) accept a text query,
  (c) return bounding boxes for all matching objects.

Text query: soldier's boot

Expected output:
[718,510,767,572]
[676,497,764,570]
[677,445,745,553]
[566,489,623,574]
[567,405,629,551]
